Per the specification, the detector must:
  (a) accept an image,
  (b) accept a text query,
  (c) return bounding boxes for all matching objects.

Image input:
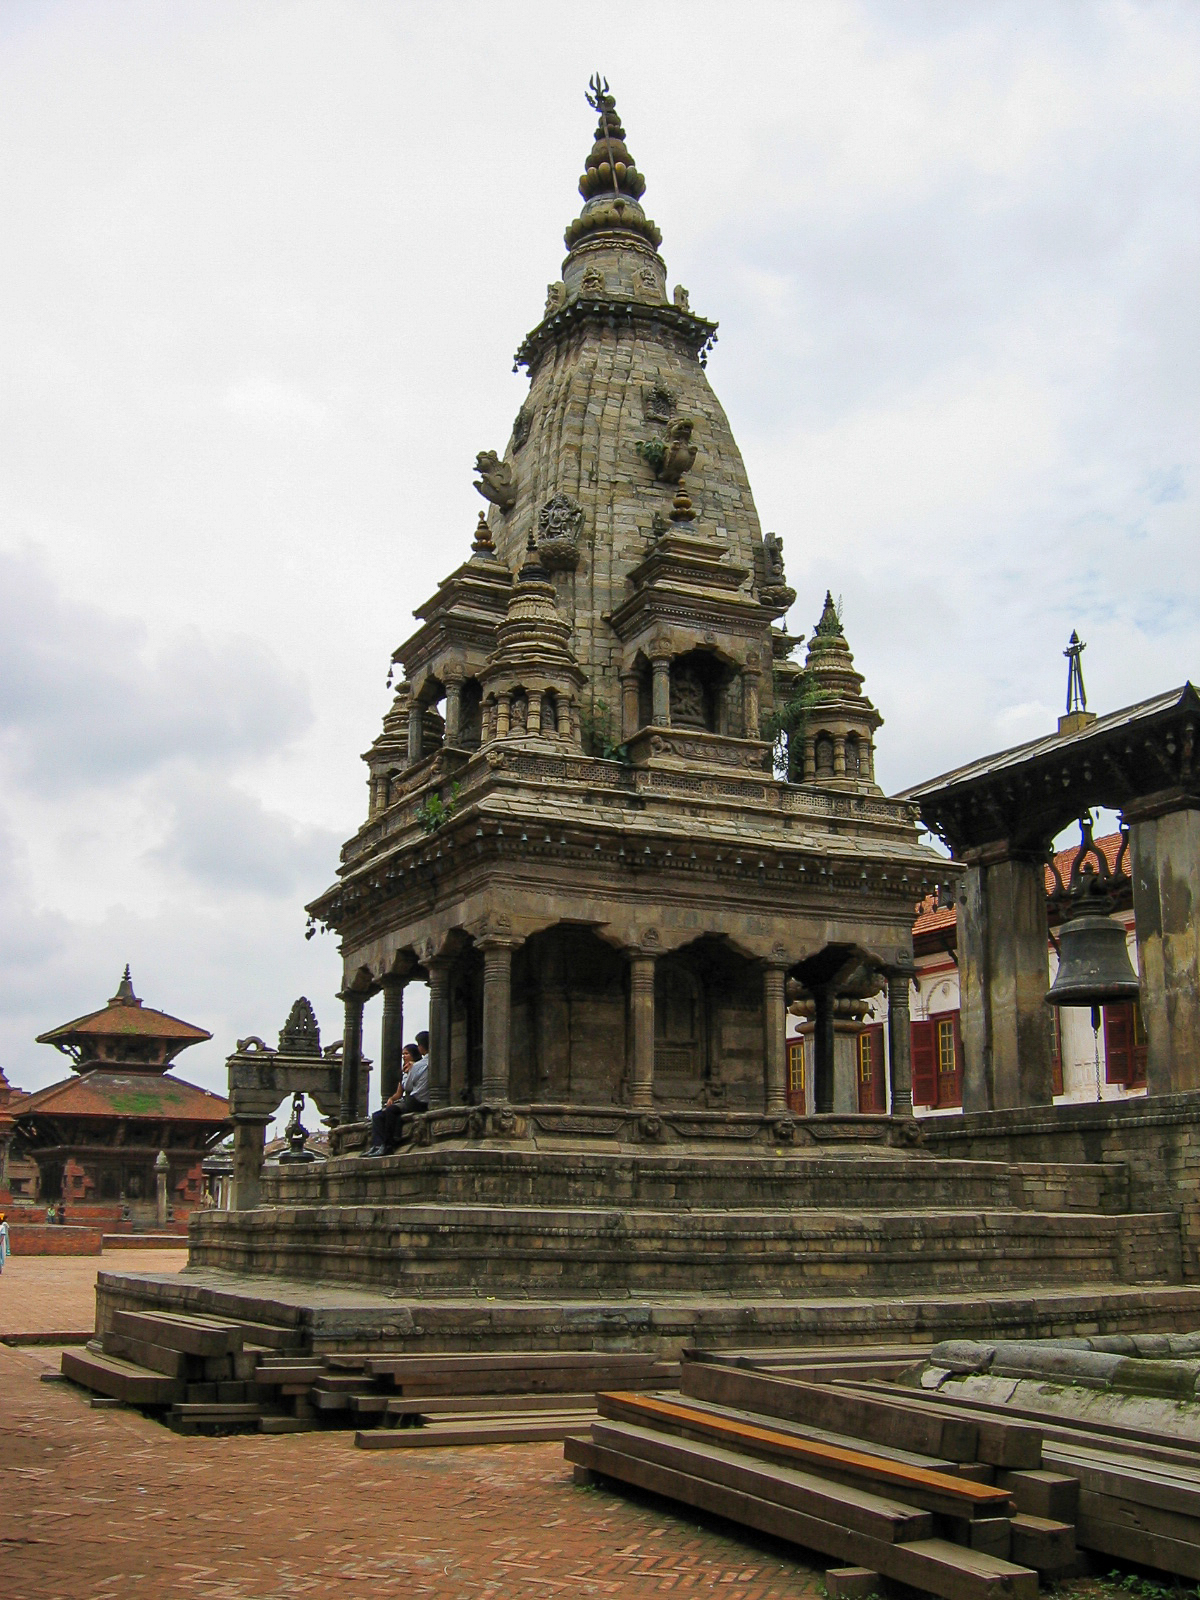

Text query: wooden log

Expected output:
[681,1362,979,1463]
[355,1415,595,1449]
[393,1367,676,1398]
[590,1419,934,1543]
[101,1330,188,1378]
[995,1470,1079,1521]
[836,1382,1042,1470]
[62,1347,183,1406]
[1045,1447,1200,1519]
[825,1568,882,1600]
[565,1436,1038,1600]
[1076,1496,1200,1580]
[111,1310,241,1359]
[1009,1513,1076,1574]
[387,1392,599,1417]
[598,1393,1012,1521]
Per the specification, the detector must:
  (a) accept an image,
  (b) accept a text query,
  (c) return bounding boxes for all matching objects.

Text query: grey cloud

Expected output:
[0,549,312,791]
[151,774,341,898]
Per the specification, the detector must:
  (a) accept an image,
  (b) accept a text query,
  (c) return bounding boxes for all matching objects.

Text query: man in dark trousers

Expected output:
[364,1042,428,1156]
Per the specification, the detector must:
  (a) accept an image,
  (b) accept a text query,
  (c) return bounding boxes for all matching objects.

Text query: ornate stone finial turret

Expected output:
[279,997,321,1057]
[479,532,586,750]
[800,594,882,791]
[471,511,495,556]
[669,484,696,524]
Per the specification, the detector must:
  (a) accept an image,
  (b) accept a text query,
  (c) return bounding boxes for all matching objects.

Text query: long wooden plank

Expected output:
[590,1420,934,1543]
[681,1361,979,1463]
[365,1352,676,1378]
[112,1310,241,1358]
[397,1368,674,1398]
[355,1415,594,1449]
[566,1437,1038,1600]
[1076,1495,1200,1580]
[871,1376,1200,1466]
[62,1347,183,1406]
[101,1330,188,1378]
[834,1382,1041,1469]
[387,1392,599,1417]
[598,1392,1011,1519]
[1044,1446,1200,1520]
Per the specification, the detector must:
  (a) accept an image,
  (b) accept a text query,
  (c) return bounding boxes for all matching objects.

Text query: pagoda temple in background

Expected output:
[13,968,229,1227]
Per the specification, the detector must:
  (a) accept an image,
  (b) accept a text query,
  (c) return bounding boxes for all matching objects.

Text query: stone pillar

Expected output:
[630,954,656,1110]
[379,977,406,1103]
[887,969,914,1117]
[480,939,515,1102]
[1129,803,1200,1094]
[958,851,1053,1110]
[443,677,462,746]
[620,672,640,740]
[763,963,788,1115]
[834,735,846,777]
[338,990,366,1124]
[743,670,760,739]
[155,1149,169,1227]
[231,1118,268,1211]
[0,1123,11,1194]
[804,737,816,782]
[527,689,543,735]
[407,700,423,767]
[495,694,511,740]
[813,986,836,1113]
[426,958,452,1110]
[557,695,572,740]
[651,657,671,727]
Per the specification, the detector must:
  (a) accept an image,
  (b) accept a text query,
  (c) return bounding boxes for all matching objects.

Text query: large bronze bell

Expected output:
[1045,819,1140,1010]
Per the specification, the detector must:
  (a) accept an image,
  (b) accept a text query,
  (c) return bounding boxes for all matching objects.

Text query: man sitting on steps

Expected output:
[364,1042,428,1156]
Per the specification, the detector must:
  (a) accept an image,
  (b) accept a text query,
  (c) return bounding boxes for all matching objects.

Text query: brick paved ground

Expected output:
[0,1254,824,1599]
[0,1249,188,1337]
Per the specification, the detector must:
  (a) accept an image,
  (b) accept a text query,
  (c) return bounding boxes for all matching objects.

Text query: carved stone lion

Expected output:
[473,451,516,512]
[659,418,697,484]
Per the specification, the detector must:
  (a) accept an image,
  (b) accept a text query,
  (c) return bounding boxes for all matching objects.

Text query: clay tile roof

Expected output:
[16,1071,229,1123]
[911,833,1130,938]
[36,969,211,1050]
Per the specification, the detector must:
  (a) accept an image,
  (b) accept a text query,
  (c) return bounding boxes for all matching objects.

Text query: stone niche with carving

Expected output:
[536,492,584,570]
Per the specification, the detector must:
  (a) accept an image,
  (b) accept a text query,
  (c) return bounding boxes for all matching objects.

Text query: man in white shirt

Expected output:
[364,1043,429,1156]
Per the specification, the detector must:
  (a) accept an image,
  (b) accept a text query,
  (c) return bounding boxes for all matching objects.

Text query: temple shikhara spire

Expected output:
[294,74,942,1142]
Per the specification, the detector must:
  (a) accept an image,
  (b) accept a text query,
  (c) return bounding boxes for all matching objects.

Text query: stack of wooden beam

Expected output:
[566,1355,1077,1600]
[349,1351,680,1449]
[842,1370,1200,1579]
[62,1309,301,1433]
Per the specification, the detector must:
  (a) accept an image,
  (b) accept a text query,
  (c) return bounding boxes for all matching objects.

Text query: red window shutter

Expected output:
[1104,1004,1132,1086]
[911,1020,937,1107]
[1050,1008,1063,1096]
[940,1012,963,1109]
[1130,1003,1148,1088]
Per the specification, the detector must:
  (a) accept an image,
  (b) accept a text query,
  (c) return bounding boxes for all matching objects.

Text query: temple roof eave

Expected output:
[514,295,719,374]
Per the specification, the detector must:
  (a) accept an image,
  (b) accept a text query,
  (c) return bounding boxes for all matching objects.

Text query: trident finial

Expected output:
[586,73,620,196]
[1064,630,1087,715]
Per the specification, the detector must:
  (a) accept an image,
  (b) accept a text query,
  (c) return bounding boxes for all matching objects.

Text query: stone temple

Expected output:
[102,82,1200,1353]
[307,79,943,1136]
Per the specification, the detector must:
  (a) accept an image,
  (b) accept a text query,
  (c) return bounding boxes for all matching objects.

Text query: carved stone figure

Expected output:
[581,266,605,295]
[473,451,516,512]
[659,417,697,484]
[763,531,786,586]
[673,284,690,310]
[636,265,660,299]
[536,492,584,569]
[643,383,675,424]
[544,282,565,315]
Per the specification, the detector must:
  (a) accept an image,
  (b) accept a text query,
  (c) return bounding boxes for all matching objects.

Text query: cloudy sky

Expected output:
[2,2,1196,1099]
